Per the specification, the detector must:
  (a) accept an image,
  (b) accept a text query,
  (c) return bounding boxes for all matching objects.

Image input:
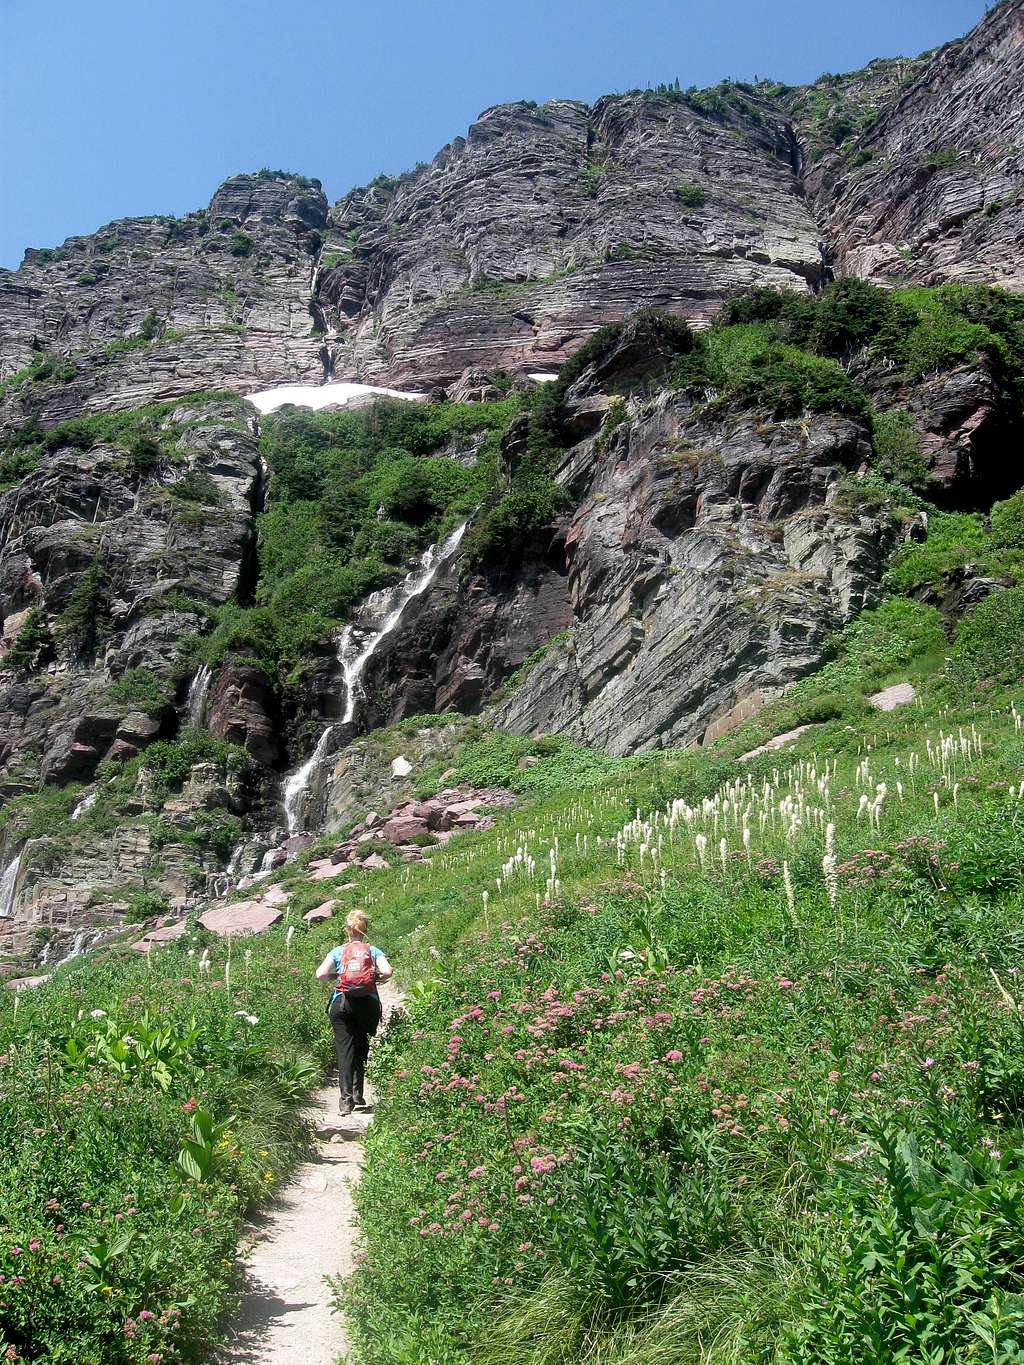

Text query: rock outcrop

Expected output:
[2,2,1021,425]
[805,1,1024,291]
[2,1,1024,972]
[489,394,894,753]
[0,173,327,431]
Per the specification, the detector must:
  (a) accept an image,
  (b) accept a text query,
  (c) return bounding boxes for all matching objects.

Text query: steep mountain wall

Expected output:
[805,1,1024,289]
[1,0,1024,970]
[2,0,1021,427]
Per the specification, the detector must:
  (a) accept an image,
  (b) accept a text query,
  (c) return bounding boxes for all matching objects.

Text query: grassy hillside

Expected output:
[3,282,1024,1362]
[2,580,1023,1362]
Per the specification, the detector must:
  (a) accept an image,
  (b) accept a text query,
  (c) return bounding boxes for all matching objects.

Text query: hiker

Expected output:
[315,910,392,1115]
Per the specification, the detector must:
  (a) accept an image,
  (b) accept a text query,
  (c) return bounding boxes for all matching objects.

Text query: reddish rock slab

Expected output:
[6,974,50,990]
[382,815,429,842]
[738,726,813,762]
[130,920,190,952]
[870,682,917,712]
[303,900,336,924]
[359,853,390,871]
[262,884,291,907]
[199,903,283,937]
[310,861,351,882]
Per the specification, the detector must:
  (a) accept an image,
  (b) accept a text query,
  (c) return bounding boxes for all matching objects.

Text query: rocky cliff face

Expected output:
[804,2,1024,290]
[316,92,823,387]
[0,396,266,973]
[0,174,328,432]
[3,1,1021,425]
[1,0,1023,971]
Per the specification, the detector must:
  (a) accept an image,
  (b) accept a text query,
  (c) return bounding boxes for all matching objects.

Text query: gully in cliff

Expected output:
[316,909,393,1115]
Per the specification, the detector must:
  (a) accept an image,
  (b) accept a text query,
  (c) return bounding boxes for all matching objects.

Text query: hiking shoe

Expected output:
[338,1097,354,1116]
[354,1093,366,1108]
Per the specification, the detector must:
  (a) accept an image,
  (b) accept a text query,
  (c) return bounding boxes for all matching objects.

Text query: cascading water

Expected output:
[279,520,469,835]
[281,718,341,836]
[71,791,97,821]
[185,664,213,729]
[50,928,108,970]
[226,841,246,878]
[340,520,469,723]
[0,853,22,918]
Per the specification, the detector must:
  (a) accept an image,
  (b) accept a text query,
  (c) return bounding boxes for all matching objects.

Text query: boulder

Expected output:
[303,901,336,924]
[870,683,917,712]
[391,755,413,778]
[198,903,283,937]
[359,853,390,871]
[6,975,49,991]
[310,861,351,882]
[381,814,429,843]
[130,919,189,952]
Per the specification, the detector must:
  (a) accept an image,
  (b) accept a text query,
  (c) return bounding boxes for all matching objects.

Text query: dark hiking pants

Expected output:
[329,993,382,1101]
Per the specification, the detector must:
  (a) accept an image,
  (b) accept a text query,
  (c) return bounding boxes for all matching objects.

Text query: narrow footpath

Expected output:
[216,989,397,1365]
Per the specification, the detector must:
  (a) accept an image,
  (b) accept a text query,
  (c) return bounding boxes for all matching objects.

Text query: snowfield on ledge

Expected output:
[246,381,427,415]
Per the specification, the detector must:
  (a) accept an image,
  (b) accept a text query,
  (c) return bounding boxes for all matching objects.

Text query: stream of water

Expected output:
[71,791,97,821]
[280,520,469,835]
[0,853,22,918]
[185,663,213,729]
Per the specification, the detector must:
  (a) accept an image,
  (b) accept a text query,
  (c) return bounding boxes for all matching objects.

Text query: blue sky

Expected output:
[0,0,989,269]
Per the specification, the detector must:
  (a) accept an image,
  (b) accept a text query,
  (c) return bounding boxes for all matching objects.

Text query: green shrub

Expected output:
[56,559,112,664]
[673,182,706,208]
[872,409,933,491]
[990,488,1024,550]
[170,468,220,506]
[229,232,254,258]
[124,433,163,481]
[126,889,171,918]
[923,146,960,170]
[949,586,1024,686]
[107,668,171,716]
[782,1131,1024,1364]
[138,309,162,342]
[702,325,872,422]
[718,280,1024,386]
[0,606,52,675]
[0,783,81,840]
[885,510,989,595]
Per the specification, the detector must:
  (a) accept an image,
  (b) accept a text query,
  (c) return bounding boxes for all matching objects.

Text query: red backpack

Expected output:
[336,941,376,997]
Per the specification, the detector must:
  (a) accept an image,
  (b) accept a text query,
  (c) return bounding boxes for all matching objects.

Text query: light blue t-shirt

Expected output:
[329,943,384,1001]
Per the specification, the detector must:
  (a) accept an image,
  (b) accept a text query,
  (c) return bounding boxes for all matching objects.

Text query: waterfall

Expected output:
[51,928,107,970]
[339,520,469,724]
[0,853,22,918]
[280,519,469,835]
[282,723,338,835]
[71,791,97,821]
[185,664,213,729]
[226,840,246,878]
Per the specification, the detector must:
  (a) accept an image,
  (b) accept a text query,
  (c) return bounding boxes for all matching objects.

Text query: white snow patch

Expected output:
[246,382,427,415]
[528,373,559,383]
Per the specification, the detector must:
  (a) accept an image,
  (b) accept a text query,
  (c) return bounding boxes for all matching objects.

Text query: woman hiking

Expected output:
[315,910,393,1115]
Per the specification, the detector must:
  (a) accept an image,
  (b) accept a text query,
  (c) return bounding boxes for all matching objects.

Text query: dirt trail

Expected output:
[216,988,397,1365]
